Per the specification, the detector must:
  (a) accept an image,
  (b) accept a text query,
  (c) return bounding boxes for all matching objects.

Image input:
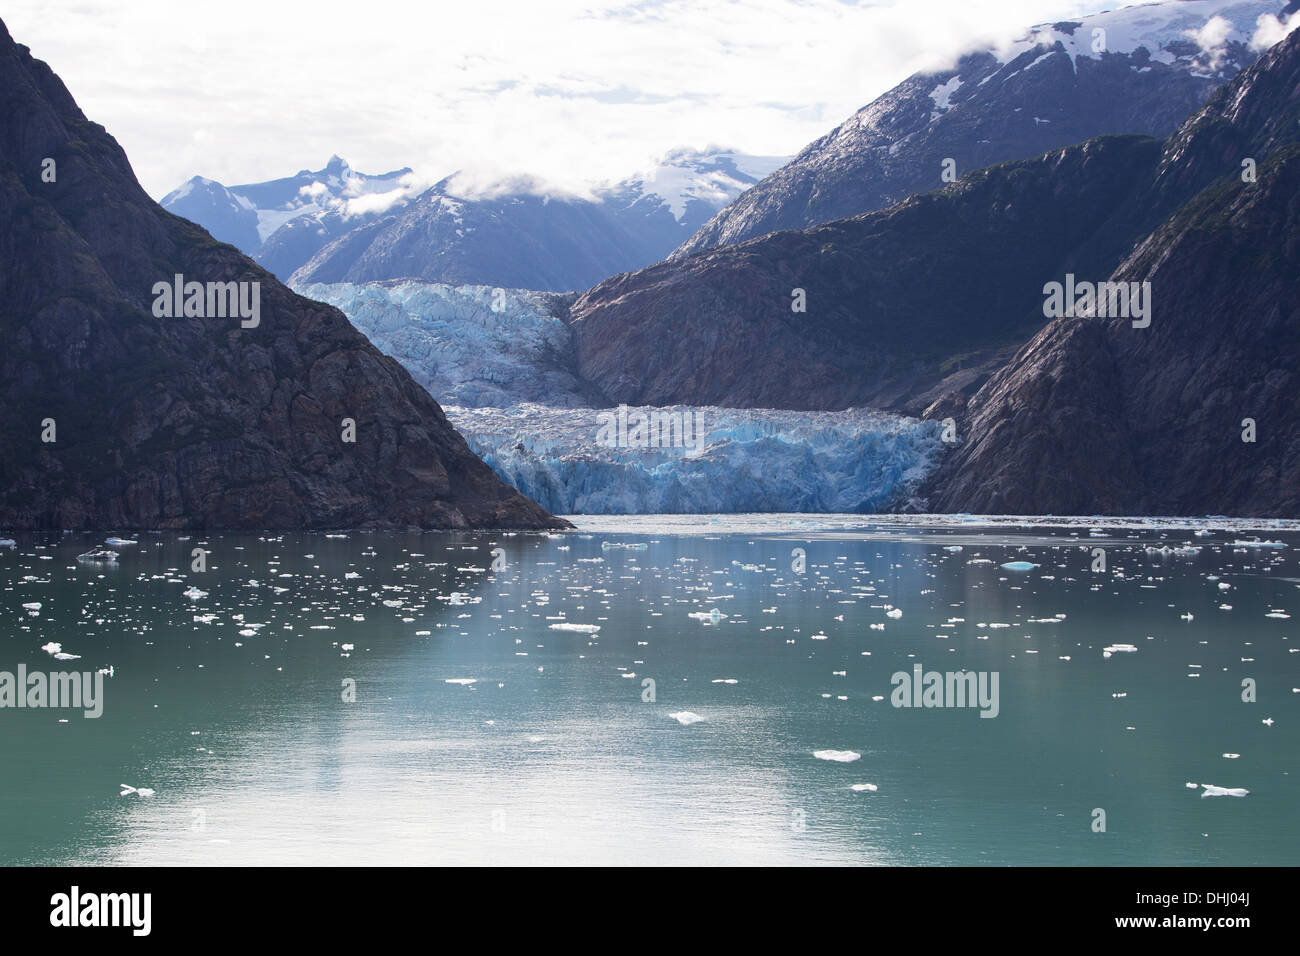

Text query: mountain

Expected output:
[675,0,1292,257]
[288,148,785,292]
[922,26,1300,517]
[161,156,421,280]
[566,5,1300,418]
[569,134,1171,412]
[0,18,565,531]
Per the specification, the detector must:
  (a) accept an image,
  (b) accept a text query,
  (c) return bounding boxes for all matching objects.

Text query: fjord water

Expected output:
[1,517,1296,866]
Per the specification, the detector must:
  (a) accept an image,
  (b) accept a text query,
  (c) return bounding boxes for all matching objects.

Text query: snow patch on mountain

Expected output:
[621,147,787,222]
[996,0,1281,68]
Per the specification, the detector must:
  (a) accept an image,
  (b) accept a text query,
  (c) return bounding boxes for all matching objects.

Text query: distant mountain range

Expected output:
[0,18,563,531]
[163,148,785,290]
[675,0,1294,256]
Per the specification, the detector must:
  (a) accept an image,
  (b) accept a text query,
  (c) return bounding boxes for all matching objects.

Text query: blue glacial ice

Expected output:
[295,280,593,408]
[296,280,945,514]
[446,403,944,514]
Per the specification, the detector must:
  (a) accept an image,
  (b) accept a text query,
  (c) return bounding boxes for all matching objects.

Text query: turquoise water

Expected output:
[1,516,1297,865]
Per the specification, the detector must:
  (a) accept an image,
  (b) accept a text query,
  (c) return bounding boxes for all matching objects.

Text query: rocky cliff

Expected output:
[0,19,566,531]
[923,28,1300,516]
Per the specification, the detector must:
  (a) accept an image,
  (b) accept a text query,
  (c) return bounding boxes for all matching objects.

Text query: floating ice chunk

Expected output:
[1103,643,1137,658]
[21,602,41,611]
[1180,613,1194,621]
[813,749,861,763]
[119,784,155,798]
[668,711,704,725]
[549,622,600,633]
[105,537,136,546]
[39,642,61,655]
[1265,611,1291,619]
[1222,753,1240,759]
[850,783,879,792]
[444,678,477,685]
[1185,782,1199,789]
[1263,717,1274,726]
[886,608,902,619]
[341,643,355,651]
[711,678,738,684]
[1000,561,1038,571]
[53,652,80,660]
[183,586,208,600]
[0,538,15,548]
[688,609,727,624]
[1231,539,1285,549]
[1200,784,1249,798]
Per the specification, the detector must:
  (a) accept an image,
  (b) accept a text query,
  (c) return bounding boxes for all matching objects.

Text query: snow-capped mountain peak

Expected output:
[614,146,788,223]
[996,0,1294,70]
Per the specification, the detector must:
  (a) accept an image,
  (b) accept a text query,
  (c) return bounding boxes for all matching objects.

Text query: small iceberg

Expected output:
[850,783,879,792]
[0,538,16,548]
[183,586,208,600]
[1000,561,1038,571]
[549,622,600,633]
[119,784,155,798]
[77,548,118,562]
[1102,643,1137,658]
[668,711,704,725]
[1200,784,1249,798]
[104,537,137,547]
[813,749,861,763]
[688,609,727,624]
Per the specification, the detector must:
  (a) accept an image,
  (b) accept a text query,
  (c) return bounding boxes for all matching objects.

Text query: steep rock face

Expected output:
[925,31,1300,516]
[570,134,1169,412]
[676,0,1287,257]
[0,19,565,531]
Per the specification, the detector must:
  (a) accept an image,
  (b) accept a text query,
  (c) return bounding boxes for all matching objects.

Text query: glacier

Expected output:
[446,404,944,514]
[297,279,946,514]
[296,280,593,407]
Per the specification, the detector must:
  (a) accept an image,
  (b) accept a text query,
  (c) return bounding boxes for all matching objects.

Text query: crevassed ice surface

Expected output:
[447,403,944,514]
[297,280,945,513]
[296,280,591,408]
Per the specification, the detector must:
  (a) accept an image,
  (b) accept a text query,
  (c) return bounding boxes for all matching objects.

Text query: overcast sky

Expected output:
[7,0,1128,199]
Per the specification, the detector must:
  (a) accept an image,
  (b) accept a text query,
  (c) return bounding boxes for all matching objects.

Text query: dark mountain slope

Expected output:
[0,19,564,531]
[924,28,1300,516]
[569,135,1172,412]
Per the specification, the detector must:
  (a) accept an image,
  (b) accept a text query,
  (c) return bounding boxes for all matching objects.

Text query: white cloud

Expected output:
[1250,11,1300,51]
[1185,14,1234,67]
[3,0,1117,199]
